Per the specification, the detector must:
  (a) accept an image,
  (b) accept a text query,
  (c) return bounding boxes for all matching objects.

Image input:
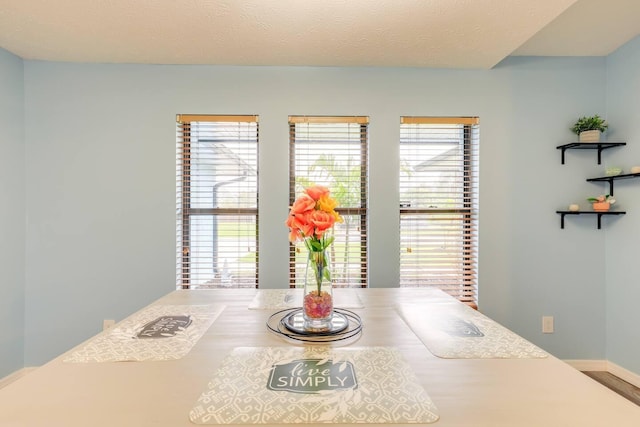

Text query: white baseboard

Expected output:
[607,361,640,389]
[563,359,640,388]
[0,367,38,389]
[563,359,608,371]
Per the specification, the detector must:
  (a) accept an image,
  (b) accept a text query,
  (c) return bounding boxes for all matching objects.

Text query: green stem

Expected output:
[310,250,326,295]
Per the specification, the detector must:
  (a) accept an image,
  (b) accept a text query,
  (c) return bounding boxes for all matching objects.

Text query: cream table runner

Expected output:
[64,304,224,363]
[397,303,548,359]
[248,288,364,310]
[190,346,439,424]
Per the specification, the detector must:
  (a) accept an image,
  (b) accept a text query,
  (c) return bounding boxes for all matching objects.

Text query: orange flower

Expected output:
[291,194,315,214]
[305,185,330,201]
[287,185,340,243]
[288,228,302,243]
[285,212,314,241]
[309,210,335,237]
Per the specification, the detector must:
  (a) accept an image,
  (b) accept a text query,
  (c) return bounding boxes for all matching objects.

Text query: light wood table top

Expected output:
[1,288,638,426]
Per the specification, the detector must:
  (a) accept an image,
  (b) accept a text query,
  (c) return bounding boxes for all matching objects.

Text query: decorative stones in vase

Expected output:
[302,249,333,331]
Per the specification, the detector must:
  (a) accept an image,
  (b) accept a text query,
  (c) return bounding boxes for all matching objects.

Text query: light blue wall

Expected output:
[605,35,640,374]
[490,57,609,359]
[0,48,25,377]
[22,57,610,365]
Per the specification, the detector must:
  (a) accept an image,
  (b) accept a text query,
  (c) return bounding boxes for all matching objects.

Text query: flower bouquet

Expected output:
[286,185,342,330]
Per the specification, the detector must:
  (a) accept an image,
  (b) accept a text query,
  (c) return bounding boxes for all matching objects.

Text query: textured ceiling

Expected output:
[0,0,638,69]
[512,0,640,56]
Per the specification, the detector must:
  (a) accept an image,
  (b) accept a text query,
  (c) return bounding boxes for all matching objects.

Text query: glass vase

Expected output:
[302,249,333,331]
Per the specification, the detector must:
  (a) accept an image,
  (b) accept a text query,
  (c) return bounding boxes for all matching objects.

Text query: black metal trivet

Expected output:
[266,308,362,343]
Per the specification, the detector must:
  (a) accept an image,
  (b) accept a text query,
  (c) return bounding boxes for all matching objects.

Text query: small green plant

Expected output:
[587,194,615,204]
[571,115,608,135]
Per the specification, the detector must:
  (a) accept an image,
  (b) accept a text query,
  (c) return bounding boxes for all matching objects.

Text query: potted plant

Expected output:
[571,115,608,142]
[587,194,615,211]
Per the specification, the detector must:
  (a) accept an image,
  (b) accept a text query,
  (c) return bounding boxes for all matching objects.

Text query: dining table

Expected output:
[0,287,638,426]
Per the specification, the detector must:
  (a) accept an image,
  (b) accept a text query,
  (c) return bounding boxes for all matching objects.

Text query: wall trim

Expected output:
[0,367,38,389]
[563,359,640,388]
[607,360,640,389]
[563,359,608,371]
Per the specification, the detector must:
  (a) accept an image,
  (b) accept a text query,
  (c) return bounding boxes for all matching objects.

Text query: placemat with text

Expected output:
[397,303,547,359]
[64,304,224,362]
[189,346,439,424]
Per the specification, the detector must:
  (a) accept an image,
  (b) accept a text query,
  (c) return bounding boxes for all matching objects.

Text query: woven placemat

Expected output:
[64,304,224,362]
[397,303,547,359]
[190,346,439,424]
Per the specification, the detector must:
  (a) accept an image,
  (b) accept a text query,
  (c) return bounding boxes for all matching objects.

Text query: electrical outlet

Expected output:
[542,316,554,334]
[103,319,115,331]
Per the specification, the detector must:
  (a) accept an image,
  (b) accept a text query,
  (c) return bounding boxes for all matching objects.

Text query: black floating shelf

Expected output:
[586,172,640,196]
[556,210,626,229]
[556,142,626,165]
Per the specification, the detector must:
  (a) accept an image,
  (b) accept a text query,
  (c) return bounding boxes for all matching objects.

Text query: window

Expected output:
[288,116,369,288]
[399,117,479,306]
[176,115,259,289]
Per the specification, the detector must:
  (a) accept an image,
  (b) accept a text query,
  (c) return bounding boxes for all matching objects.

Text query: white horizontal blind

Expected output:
[399,117,479,307]
[289,116,368,288]
[176,115,259,289]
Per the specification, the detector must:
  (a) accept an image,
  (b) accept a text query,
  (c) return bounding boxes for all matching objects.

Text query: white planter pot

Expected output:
[579,129,601,142]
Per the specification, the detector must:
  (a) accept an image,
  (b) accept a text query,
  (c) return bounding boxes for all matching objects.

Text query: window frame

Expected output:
[176,114,259,289]
[288,116,369,288]
[399,116,479,307]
